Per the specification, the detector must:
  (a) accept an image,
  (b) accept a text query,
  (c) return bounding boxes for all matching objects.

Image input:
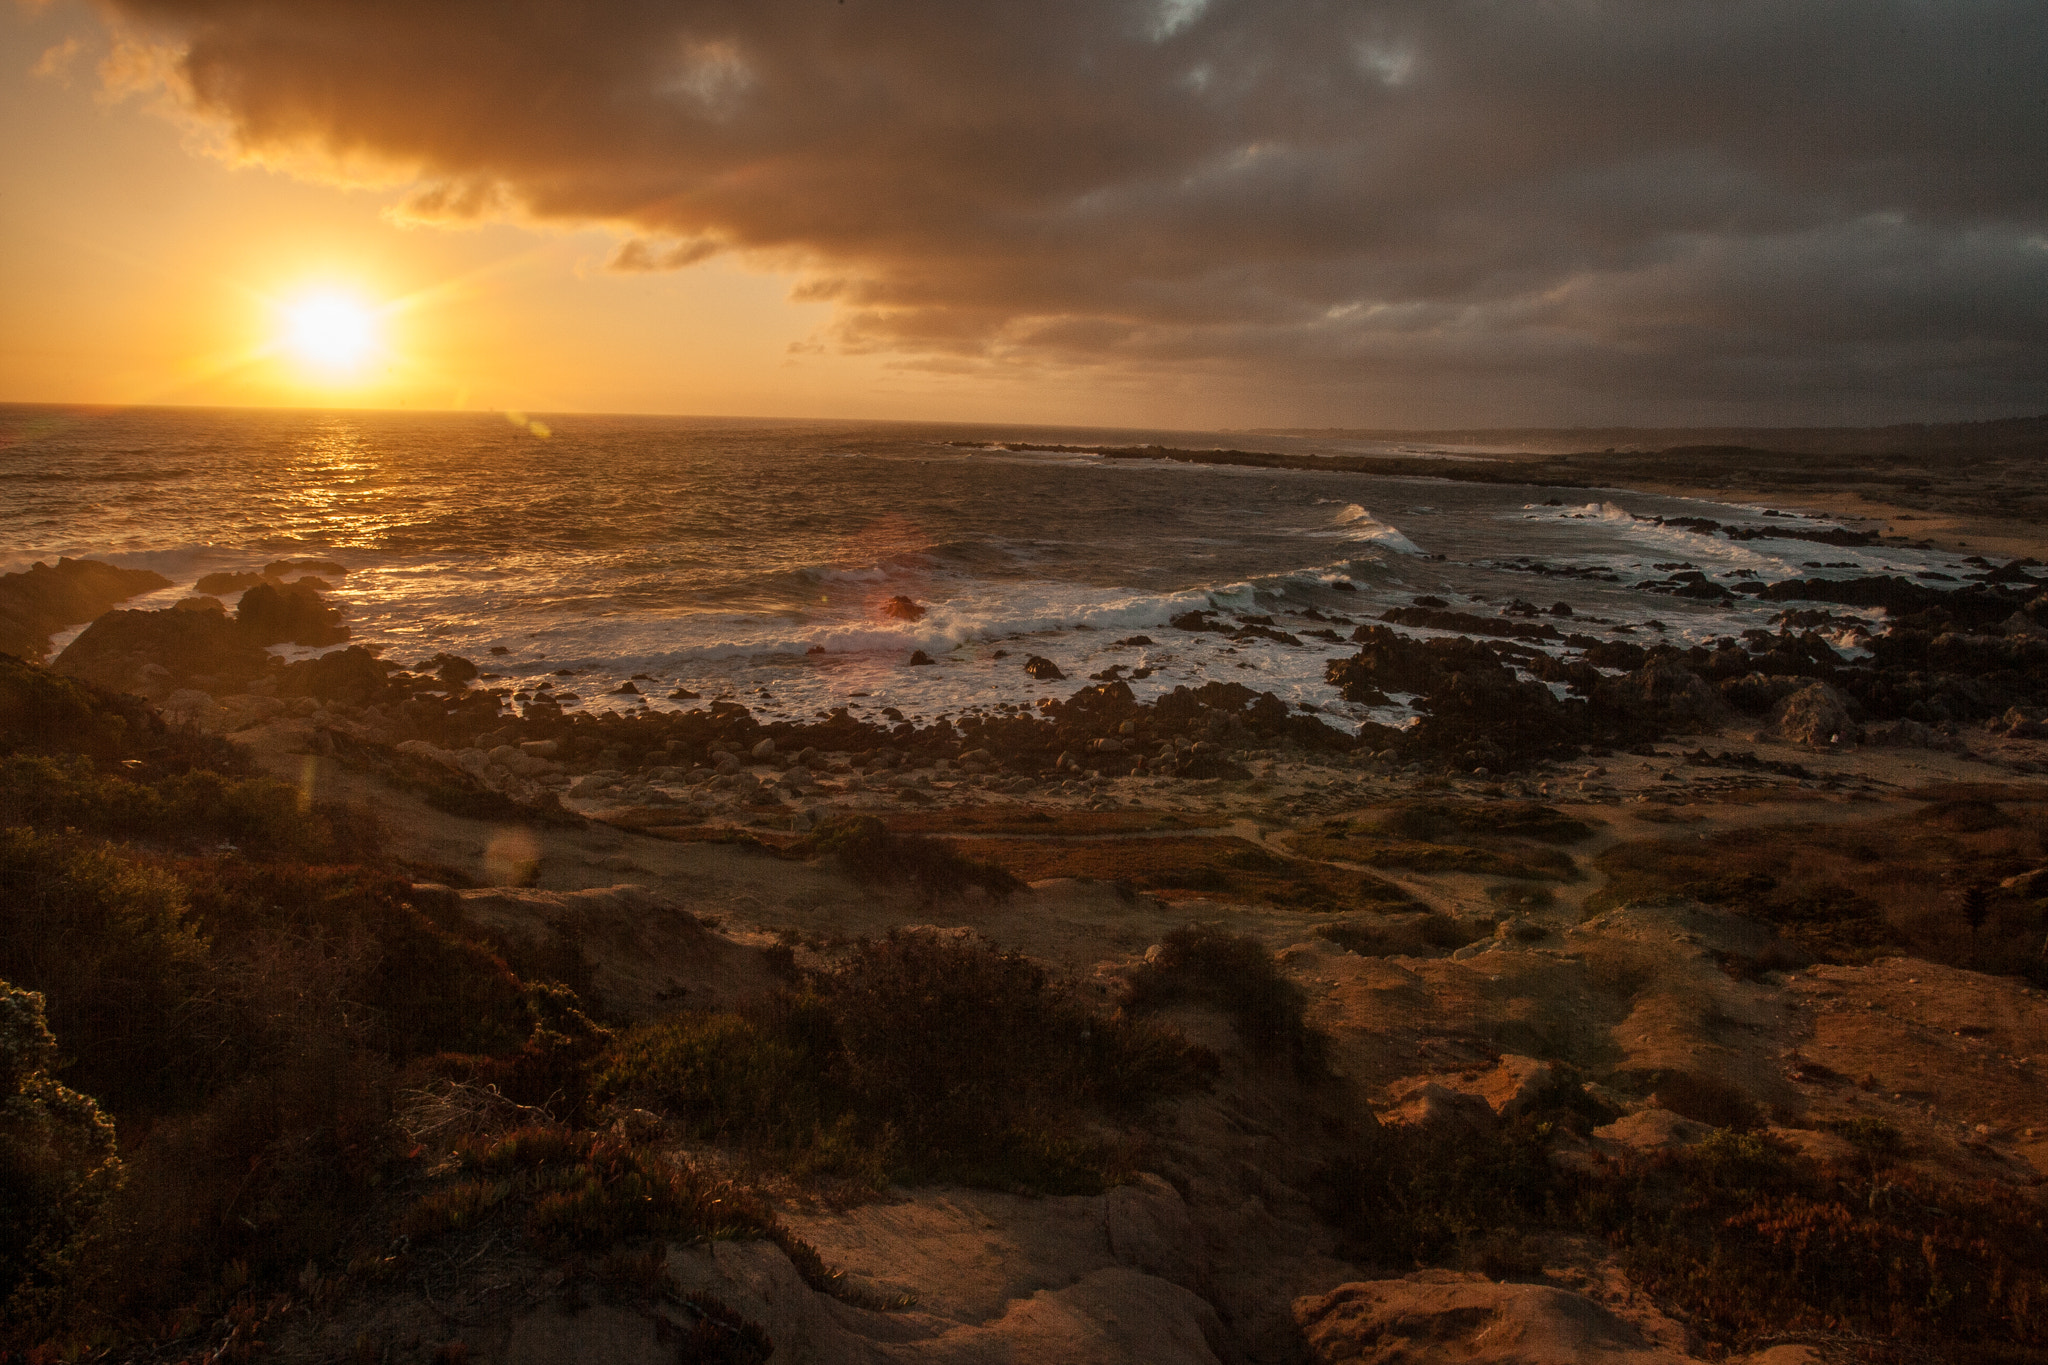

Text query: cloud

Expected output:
[93,0,2048,422]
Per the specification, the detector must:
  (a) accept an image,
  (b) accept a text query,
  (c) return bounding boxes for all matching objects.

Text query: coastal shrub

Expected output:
[174,862,532,1060]
[1329,1090,2048,1358]
[0,982,123,1330]
[802,815,1023,901]
[1122,926,1327,1076]
[601,932,1204,1191]
[1327,1071,1613,1271]
[1368,800,1595,845]
[0,753,380,860]
[0,829,217,1113]
[1587,804,2048,981]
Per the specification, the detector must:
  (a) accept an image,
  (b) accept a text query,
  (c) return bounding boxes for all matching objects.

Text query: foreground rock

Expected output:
[1295,1270,1697,1365]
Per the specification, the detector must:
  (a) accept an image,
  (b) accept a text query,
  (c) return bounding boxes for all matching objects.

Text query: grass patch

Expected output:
[951,833,1416,910]
[800,815,1024,902]
[1586,801,2048,979]
[1363,801,1597,845]
[883,808,1230,836]
[1314,913,1494,957]
[1290,830,1578,880]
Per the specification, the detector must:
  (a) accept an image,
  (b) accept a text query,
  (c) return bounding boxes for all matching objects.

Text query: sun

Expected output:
[281,291,380,374]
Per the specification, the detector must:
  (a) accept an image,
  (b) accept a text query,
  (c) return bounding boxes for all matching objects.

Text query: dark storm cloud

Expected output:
[105,0,2048,420]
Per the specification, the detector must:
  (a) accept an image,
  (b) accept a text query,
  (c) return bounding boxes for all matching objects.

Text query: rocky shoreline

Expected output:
[8,489,2048,1363]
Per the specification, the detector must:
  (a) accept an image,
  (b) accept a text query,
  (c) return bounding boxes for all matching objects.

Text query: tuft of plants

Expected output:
[600,931,1208,1192]
[406,1124,765,1252]
[1121,925,1327,1076]
[801,815,1023,901]
[1326,1079,2048,1360]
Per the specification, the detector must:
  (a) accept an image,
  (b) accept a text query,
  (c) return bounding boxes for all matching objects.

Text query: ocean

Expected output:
[0,404,1968,730]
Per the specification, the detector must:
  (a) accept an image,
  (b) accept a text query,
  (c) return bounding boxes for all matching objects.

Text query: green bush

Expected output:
[0,982,123,1327]
[803,816,1023,901]
[601,933,1205,1191]
[1122,926,1327,1076]
[0,829,216,1112]
[0,753,380,861]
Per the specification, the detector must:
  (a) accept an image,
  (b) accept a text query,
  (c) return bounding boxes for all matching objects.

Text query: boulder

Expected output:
[278,645,389,706]
[1772,680,1855,747]
[0,556,172,661]
[1024,655,1067,681]
[235,580,348,647]
[1379,1079,1498,1142]
[194,571,265,596]
[1594,659,1726,734]
[262,558,347,579]
[1295,1270,1695,1365]
[52,608,270,696]
[881,595,927,621]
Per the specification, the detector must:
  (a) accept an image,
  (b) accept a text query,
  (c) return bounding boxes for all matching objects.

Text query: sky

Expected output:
[2,0,2044,429]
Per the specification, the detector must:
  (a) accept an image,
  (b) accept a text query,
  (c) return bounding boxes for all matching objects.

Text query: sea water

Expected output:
[0,405,1967,731]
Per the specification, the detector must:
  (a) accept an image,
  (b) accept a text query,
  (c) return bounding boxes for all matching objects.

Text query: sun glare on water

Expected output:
[281,291,380,374]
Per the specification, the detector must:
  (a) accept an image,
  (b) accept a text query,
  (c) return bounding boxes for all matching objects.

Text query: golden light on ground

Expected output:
[280,289,381,377]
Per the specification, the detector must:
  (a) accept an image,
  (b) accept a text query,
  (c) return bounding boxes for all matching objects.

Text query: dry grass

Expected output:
[950,832,1417,910]
[1587,795,2048,977]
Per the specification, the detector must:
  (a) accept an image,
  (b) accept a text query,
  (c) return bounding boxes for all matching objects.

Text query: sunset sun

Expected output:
[280,291,380,374]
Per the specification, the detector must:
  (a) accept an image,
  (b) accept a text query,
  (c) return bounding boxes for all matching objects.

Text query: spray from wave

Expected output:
[1333,504,1425,555]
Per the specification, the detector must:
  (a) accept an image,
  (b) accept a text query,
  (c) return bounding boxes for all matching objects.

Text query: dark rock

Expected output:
[236,581,348,647]
[172,596,225,614]
[1170,610,1225,632]
[1592,660,1728,734]
[0,557,172,661]
[881,595,926,621]
[1116,635,1155,646]
[194,571,266,596]
[1330,580,1357,591]
[1378,606,1562,642]
[428,654,479,686]
[907,650,936,666]
[53,607,271,696]
[1774,680,1856,747]
[278,645,389,706]
[263,558,348,579]
[1023,655,1066,681]
[614,681,640,694]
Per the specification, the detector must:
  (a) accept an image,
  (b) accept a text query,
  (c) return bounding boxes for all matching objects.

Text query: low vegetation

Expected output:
[1328,1082,2048,1361]
[931,831,1416,910]
[600,931,1210,1192]
[1587,794,2048,980]
[1122,925,1329,1076]
[800,814,1024,901]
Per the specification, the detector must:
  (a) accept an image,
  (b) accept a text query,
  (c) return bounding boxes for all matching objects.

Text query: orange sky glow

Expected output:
[0,8,1135,426]
[3,1,2042,429]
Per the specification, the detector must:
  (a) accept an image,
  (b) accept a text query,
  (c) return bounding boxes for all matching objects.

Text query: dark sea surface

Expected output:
[0,405,1965,729]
